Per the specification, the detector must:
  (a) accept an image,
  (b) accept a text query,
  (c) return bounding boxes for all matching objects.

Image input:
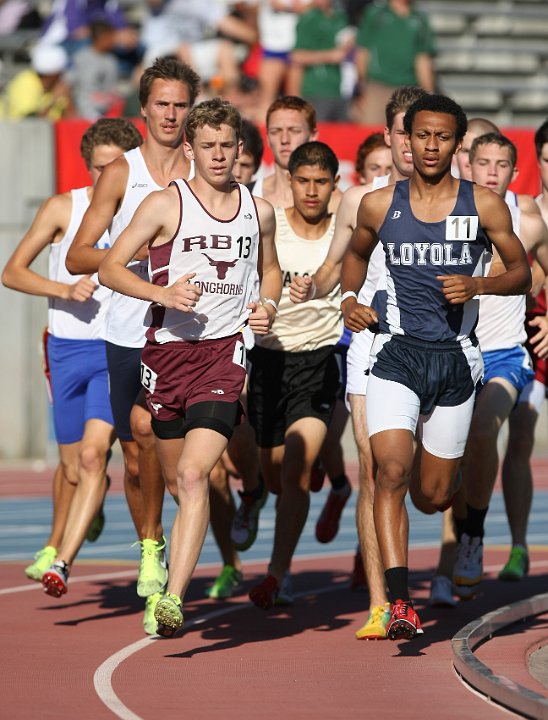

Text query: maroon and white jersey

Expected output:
[147,179,260,343]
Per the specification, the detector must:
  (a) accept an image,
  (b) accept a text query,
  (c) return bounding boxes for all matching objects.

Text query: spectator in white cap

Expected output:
[1,42,75,119]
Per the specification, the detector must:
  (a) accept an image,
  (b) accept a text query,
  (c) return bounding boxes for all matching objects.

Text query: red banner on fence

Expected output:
[55,120,541,197]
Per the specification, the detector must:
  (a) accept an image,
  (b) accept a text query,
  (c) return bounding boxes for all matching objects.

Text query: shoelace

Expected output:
[370,607,385,623]
[461,540,479,567]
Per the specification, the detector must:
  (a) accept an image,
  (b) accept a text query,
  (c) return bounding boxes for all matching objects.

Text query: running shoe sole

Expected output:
[154,599,183,638]
[387,620,424,640]
[42,570,68,598]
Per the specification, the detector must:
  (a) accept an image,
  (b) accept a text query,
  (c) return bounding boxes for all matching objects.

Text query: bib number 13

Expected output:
[140,362,157,393]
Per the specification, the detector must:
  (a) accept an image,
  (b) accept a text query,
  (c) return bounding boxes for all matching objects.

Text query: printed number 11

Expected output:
[451,216,471,239]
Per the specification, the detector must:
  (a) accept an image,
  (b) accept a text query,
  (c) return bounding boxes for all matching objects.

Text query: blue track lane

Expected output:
[2,488,548,566]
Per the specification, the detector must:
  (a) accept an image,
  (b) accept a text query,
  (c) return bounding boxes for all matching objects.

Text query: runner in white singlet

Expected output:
[65,58,201,634]
[2,118,141,595]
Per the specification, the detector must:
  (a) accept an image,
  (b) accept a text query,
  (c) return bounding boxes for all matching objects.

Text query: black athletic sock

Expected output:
[384,567,410,603]
[464,504,488,539]
[247,474,265,501]
[453,514,467,543]
[329,473,349,492]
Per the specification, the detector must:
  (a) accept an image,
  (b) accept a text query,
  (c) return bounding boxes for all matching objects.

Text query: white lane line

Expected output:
[93,584,341,720]
[0,549,353,596]
[0,569,137,595]
[4,551,548,596]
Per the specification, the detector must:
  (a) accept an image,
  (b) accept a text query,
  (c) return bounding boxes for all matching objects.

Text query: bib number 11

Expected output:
[446,215,478,241]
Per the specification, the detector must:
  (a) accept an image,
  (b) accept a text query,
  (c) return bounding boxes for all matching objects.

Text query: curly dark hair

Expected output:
[403,94,468,141]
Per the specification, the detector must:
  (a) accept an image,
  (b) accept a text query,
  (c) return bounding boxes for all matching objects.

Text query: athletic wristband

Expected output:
[340,290,358,304]
[262,297,279,315]
[308,281,317,300]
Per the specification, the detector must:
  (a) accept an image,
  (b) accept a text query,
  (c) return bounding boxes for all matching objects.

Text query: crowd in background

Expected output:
[0,0,436,124]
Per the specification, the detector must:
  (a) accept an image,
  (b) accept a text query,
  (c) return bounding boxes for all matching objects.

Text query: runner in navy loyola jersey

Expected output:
[340,94,531,641]
[99,99,281,638]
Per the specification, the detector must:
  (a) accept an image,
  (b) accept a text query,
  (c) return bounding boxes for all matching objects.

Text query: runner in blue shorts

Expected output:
[2,118,141,593]
[453,132,548,599]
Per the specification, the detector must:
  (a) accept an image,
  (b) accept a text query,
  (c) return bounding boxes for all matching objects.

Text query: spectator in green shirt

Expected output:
[355,0,436,124]
[291,0,355,122]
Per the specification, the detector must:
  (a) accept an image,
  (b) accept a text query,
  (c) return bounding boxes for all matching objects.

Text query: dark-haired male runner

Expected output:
[340,94,530,639]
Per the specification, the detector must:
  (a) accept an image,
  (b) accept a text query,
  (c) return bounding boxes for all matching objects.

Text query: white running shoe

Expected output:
[453,533,483,600]
[429,575,457,607]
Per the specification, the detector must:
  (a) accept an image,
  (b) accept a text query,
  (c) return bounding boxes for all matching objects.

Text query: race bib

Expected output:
[140,362,157,393]
[232,340,246,369]
[446,215,478,241]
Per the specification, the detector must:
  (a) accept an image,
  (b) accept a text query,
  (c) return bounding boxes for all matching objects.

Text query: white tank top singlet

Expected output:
[476,202,526,351]
[104,148,162,348]
[256,207,342,352]
[147,180,260,343]
[105,149,195,348]
[48,187,111,339]
[358,174,389,305]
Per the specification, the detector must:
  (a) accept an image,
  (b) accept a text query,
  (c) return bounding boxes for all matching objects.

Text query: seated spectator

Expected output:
[72,20,120,119]
[354,131,391,184]
[1,42,74,119]
[40,0,139,64]
[141,0,256,92]
[0,0,41,34]
[291,0,354,122]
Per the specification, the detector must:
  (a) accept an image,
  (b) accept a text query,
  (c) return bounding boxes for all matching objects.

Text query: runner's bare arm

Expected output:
[340,191,387,332]
[439,187,531,304]
[66,158,128,275]
[249,198,281,334]
[289,185,365,303]
[98,187,200,312]
[524,210,548,358]
[2,193,96,302]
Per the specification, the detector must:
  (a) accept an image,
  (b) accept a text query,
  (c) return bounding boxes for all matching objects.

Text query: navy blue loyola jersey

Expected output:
[374,179,491,342]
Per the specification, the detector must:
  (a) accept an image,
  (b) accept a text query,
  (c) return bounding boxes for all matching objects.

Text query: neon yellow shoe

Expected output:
[206,565,242,600]
[25,545,57,581]
[136,537,168,597]
[498,546,529,581]
[355,604,391,640]
[143,590,163,635]
[155,592,183,638]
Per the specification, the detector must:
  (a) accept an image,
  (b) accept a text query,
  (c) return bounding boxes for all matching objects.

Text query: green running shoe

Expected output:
[136,537,168,597]
[498,546,529,582]
[25,545,57,581]
[143,590,163,635]
[155,592,183,638]
[206,565,242,600]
